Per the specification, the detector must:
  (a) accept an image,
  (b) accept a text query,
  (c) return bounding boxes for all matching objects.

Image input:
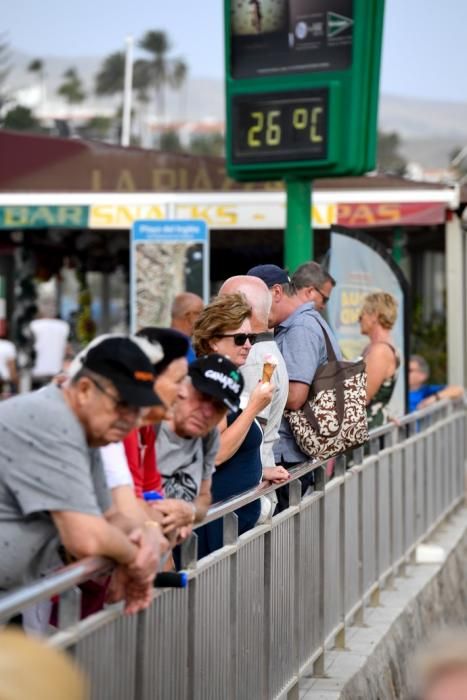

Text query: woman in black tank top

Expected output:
[359,292,400,430]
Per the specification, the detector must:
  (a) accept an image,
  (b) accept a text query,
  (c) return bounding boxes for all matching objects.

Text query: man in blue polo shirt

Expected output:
[409,355,464,412]
[248,264,341,508]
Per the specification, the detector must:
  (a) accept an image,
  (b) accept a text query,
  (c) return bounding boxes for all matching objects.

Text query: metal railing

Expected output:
[0,399,465,700]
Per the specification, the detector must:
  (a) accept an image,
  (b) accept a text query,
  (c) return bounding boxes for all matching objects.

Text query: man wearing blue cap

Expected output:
[247,264,341,508]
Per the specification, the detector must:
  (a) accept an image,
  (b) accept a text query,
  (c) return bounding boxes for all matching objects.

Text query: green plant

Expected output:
[411,297,447,384]
[76,270,96,346]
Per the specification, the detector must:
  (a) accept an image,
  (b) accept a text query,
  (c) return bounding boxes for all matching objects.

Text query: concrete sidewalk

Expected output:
[300,506,467,700]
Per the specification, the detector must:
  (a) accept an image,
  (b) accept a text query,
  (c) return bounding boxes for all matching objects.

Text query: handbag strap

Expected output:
[314,316,338,363]
[301,316,345,436]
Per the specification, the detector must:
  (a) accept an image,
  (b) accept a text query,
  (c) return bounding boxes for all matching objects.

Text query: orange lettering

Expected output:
[377,204,400,221]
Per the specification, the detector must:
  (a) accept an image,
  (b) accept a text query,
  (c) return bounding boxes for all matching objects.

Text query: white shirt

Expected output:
[0,340,16,381]
[30,318,69,377]
[100,442,134,490]
[240,339,289,468]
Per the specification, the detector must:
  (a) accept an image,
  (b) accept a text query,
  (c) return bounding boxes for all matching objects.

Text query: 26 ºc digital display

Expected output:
[231,89,328,164]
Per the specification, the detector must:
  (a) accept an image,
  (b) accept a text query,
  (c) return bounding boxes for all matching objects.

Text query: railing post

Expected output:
[335,456,347,650]
[354,465,365,625]
[370,452,381,608]
[313,466,326,677]
[180,532,198,570]
[224,512,238,700]
[263,519,272,699]
[58,586,82,628]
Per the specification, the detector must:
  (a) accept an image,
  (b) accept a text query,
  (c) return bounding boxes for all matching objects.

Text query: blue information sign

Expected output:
[130,220,209,332]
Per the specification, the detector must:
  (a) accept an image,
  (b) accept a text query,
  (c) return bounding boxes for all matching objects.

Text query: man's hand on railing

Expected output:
[127,527,161,584]
[106,565,153,615]
[149,498,197,535]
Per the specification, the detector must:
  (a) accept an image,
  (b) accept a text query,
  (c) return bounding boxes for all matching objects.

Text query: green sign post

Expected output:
[224,0,385,269]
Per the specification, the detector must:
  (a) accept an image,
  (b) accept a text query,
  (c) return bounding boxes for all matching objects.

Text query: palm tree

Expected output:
[28,58,44,77]
[138,30,188,121]
[28,58,46,111]
[57,67,86,106]
[95,52,125,96]
[94,51,152,143]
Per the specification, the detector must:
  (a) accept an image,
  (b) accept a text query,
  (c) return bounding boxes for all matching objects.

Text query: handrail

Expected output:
[0,557,112,621]
[0,397,460,622]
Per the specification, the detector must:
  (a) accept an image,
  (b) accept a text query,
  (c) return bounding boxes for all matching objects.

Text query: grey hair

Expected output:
[411,354,429,376]
[292,261,335,291]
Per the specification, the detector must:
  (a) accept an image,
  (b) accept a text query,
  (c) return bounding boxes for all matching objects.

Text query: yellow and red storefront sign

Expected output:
[336,201,446,227]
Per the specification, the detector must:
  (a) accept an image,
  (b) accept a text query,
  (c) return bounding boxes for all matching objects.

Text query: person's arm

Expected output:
[286,381,309,410]
[51,510,138,565]
[215,381,274,465]
[419,385,465,408]
[279,323,321,410]
[193,477,212,522]
[365,344,396,403]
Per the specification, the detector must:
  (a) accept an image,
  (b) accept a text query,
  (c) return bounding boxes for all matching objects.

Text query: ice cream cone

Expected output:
[262,362,276,383]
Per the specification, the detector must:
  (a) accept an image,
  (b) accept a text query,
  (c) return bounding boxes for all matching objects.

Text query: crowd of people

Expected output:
[0,260,462,627]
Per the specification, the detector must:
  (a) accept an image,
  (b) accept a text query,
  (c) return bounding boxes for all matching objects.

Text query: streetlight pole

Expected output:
[121,35,134,147]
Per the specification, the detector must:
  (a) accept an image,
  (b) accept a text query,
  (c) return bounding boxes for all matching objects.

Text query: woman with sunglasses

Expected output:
[192,293,274,557]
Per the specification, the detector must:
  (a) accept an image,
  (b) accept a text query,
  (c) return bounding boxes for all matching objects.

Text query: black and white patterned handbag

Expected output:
[284,322,368,460]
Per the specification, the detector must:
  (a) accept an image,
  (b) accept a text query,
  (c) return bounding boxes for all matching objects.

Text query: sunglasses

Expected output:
[217,333,257,346]
[314,287,330,305]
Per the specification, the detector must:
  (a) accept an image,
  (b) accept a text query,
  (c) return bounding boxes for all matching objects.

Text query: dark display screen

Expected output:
[231,89,328,164]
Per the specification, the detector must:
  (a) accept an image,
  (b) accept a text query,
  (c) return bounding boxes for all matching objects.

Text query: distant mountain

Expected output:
[6,51,467,167]
[378,94,467,168]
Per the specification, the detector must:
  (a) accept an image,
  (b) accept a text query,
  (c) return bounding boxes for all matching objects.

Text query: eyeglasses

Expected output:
[216,333,257,346]
[90,377,140,414]
[313,287,330,305]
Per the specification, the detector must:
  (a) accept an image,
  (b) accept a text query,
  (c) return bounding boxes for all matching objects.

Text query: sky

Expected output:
[3,0,467,102]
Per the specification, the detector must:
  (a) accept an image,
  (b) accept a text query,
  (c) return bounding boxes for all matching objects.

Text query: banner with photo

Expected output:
[327,226,409,417]
[130,220,209,332]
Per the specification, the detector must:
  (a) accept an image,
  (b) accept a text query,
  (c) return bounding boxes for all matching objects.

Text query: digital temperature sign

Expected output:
[224,0,385,181]
[231,89,328,164]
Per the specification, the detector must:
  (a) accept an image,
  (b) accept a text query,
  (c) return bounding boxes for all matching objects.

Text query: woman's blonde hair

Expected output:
[361,291,398,330]
[192,292,252,357]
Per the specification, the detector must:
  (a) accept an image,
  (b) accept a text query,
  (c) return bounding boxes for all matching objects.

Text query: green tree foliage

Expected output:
[79,115,113,140]
[28,58,44,77]
[377,131,407,175]
[189,132,225,157]
[57,67,86,105]
[411,298,447,385]
[95,52,125,96]
[138,30,187,119]
[159,130,183,153]
[3,105,41,131]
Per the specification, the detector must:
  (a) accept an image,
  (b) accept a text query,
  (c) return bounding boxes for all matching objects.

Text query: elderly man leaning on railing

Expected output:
[0,336,168,622]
